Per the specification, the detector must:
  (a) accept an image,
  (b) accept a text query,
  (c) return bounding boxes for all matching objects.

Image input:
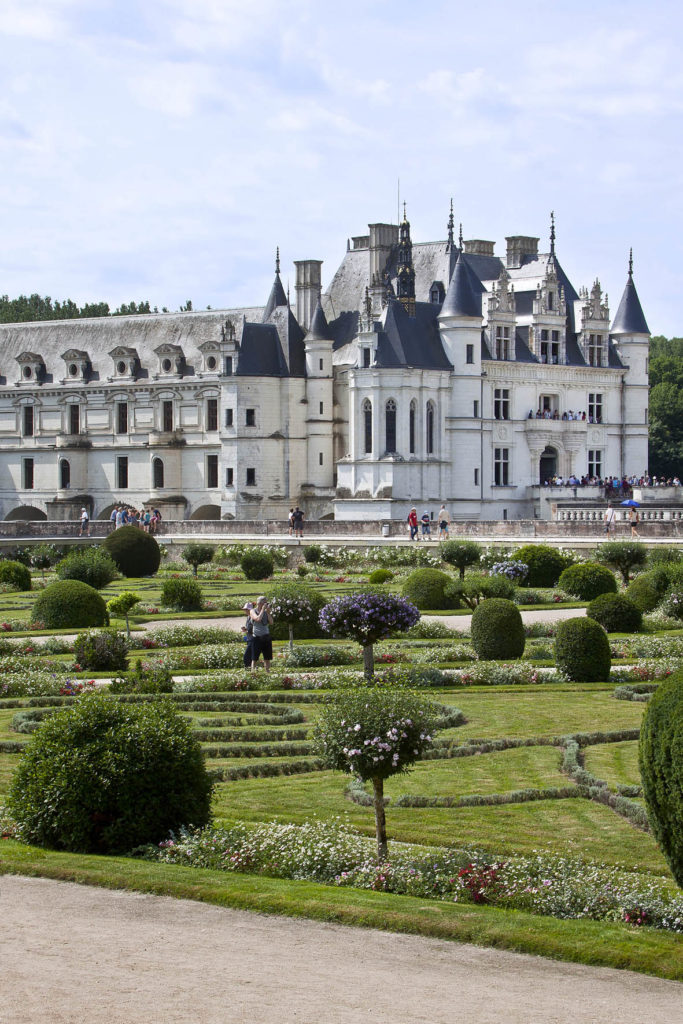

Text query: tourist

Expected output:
[241,601,254,669]
[407,507,419,541]
[438,504,450,540]
[110,507,118,531]
[604,504,616,535]
[420,510,431,540]
[292,506,304,538]
[629,506,640,538]
[115,507,124,529]
[250,596,273,672]
[288,508,294,536]
[143,509,152,532]
[79,506,89,536]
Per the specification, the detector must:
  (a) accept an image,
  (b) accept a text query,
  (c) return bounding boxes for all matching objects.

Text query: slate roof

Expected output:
[611,274,650,335]
[374,300,452,370]
[440,253,482,317]
[305,299,332,342]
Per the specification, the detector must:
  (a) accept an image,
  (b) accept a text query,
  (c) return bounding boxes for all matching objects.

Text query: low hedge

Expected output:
[557,562,617,602]
[586,593,642,633]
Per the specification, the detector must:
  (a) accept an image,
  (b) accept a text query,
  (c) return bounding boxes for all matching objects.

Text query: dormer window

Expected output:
[61,349,90,383]
[154,343,184,377]
[198,340,221,374]
[429,281,445,304]
[16,352,45,385]
[108,346,139,380]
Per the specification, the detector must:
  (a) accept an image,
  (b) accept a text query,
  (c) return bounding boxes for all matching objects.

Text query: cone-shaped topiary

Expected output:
[638,670,683,887]
[32,579,108,629]
[471,598,525,660]
[555,616,610,682]
[587,592,642,633]
[103,526,161,577]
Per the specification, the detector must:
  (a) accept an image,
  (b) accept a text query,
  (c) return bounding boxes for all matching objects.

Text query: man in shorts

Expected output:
[79,507,89,536]
[604,504,616,535]
[438,504,450,540]
[292,506,304,538]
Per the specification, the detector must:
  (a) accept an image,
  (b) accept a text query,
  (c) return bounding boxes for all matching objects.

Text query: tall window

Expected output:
[23,458,34,490]
[385,399,397,452]
[153,457,164,489]
[246,467,256,486]
[245,408,256,426]
[588,393,603,423]
[473,399,479,418]
[226,467,234,486]
[588,334,603,367]
[426,401,435,455]
[207,398,218,431]
[117,402,128,434]
[474,467,479,485]
[69,404,80,435]
[362,399,372,454]
[409,400,416,454]
[540,329,560,364]
[494,448,509,485]
[23,406,33,437]
[224,356,233,375]
[225,408,233,427]
[588,449,603,478]
[362,347,371,368]
[117,456,128,489]
[162,400,173,432]
[466,344,474,364]
[495,326,510,360]
[60,459,70,489]
[207,454,218,488]
[493,388,510,420]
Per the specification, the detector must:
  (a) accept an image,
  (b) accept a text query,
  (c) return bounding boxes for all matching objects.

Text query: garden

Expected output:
[0,530,682,980]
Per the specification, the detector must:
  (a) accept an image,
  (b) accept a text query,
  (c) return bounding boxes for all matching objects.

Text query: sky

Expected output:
[1,0,682,335]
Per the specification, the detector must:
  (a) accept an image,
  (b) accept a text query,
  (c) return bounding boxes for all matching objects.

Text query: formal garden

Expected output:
[0,529,682,979]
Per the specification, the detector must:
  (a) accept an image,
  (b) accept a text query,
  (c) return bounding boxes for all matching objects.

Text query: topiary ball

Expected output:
[103,527,161,578]
[401,568,453,609]
[586,593,642,633]
[368,568,393,584]
[160,577,203,611]
[471,598,525,660]
[32,580,108,629]
[7,695,212,854]
[515,544,573,588]
[0,559,32,592]
[626,568,672,613]
[240,549,274,580]
[557,562,617,602]
[554,616,611,682]
[638,670,683,887]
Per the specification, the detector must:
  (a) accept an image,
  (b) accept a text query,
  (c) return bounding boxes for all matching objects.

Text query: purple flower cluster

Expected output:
[319,592,420,645]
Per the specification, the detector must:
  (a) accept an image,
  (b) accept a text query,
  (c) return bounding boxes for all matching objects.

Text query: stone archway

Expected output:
[5,506,47,521]
[539,446,558,485]
[189,504,221,521]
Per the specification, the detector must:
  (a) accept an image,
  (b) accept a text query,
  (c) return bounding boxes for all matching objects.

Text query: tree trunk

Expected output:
[362,643,374,680]
[372,776,387,862]
[288,623,294,652]
[124,612,131,638]
[459,565,466,580]
[193,564,198,576]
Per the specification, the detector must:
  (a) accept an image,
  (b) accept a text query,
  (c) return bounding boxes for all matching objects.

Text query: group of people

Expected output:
[407,504,451,541]
[287,506,305,538]
[109,506,162,533]
[530,409,600,423]
[544,473,681,491]
[240,596,273,672]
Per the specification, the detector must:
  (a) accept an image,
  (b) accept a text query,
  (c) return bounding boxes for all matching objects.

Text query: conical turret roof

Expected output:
[262,273,288,322]
[304,298,331,341]
[611,272,649,335]
[439,252,482,318]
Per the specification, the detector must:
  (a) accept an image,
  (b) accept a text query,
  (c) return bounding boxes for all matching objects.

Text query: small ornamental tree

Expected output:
[313,685,438,860]
[31,544,58,580]
[268,582,323,651]
[181,543,216,576]
[106,591,141,637]
[319,592,420,679]
[595,541,648,586]
[439,540,482,579]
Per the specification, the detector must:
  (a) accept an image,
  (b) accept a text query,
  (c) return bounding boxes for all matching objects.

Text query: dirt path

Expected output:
[1,876,680,1024]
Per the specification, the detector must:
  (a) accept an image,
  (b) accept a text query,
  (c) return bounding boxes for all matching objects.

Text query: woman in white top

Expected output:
[249,596,273,672]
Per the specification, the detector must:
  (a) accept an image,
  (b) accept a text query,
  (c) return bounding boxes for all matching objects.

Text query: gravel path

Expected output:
[1,875,680,1024]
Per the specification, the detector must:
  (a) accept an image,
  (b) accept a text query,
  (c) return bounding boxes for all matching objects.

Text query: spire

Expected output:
[446,199,455,252]
[305,297,332,342]
[550,211,556,257]
[262,248,288,322]
[611,250,649,335]
[439,252,482,319]
[275,246,280,275]
[459,222,464,249]
[396,203,416,316]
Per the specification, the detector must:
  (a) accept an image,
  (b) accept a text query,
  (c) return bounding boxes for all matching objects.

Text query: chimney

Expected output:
[505,236,539,269]
[294,260,323,331]
[368,222,399,285]
[462,239,495,257]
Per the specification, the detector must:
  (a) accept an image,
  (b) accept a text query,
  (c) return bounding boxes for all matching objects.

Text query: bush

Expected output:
[181,543,215,576]
[160,577,203,611]
[303,544,322,563]
[648,546,682,568]
[56,547,118,589]
[595,541,648,585]
[587,593,642,633]
[625,570,669,613]
[7,695,212,854]
[110,657,174,694]
[445,573,514,609]
[661,590,683,622]
[639,669,683,886]
[0,559,31,592]
[439,540,482,579]
[558,562,617,602]
[103,527,161,578]
[470,599,525,660]
[33,580,108,629]
[515,544,573,587]
[240,549,274,580]
[368,568,393,584]
[74,629,130,671]
[267,582,327,644]
[402,568,453,609]
[555,617,611,682]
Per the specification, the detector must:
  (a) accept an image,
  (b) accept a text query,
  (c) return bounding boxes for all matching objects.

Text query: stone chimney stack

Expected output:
[294,260,323,331]
[505,235,539,269]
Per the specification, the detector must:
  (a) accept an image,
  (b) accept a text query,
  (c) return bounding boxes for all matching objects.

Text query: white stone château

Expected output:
[0,206,650,522]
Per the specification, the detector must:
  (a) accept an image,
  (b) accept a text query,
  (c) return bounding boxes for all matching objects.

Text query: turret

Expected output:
[304,298,334,489]
[611,250,650,474]
[438,252,483,374]
[395,204,416,317]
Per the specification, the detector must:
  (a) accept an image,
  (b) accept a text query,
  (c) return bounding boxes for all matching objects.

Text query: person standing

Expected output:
[630,506,640,538]
[407,507,419,541]
[241,601,254,669]
[293,506,304,539]
[115,507,124,529]
[420,510,431,540]
[288,508,295,536]
[250,596,273,672]
[438,504,450,540]
[79,507,89,536]
[604,504,616,536]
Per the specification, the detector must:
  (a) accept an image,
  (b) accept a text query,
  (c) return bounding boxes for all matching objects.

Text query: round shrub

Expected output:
[554,617,611,682]
[0,559,31,592]
[74,629,129,671]
[557,562,617,602]
[7,695,212,854]
[56,547,118,589]
[240,549,274,580]
[303,544,322,563]
[471,598,525,660]
[33,580,108,629]
[160,577,203,611]
[439,540,482,579]
[181,543,215,576]
[368,568,393,584]
[515,544,573,587]
[402,568,453,610]
[625,571,668,613]
[639,669,683,886]
[587,593,642,633]
[103,527,161,578]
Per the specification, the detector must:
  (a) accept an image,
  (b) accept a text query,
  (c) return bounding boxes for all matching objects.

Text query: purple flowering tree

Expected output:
[313,685,438,860]
[319,592,420,679]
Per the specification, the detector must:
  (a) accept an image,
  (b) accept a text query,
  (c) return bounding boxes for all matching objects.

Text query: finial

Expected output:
[458,222,463,249]
[402,200,407,223]
[287,281,290,304]
[446,199,454,250]
[364,286,372,323]
[550,211,556,256]
[628,248,633,278]
[275,247,280,275]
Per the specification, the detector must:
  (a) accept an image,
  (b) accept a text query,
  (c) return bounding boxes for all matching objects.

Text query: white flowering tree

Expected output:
[268,582,324,651]
[319,592,420,679]
[313,685,438,861]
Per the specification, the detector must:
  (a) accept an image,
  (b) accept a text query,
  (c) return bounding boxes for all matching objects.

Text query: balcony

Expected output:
[524,418,588,436]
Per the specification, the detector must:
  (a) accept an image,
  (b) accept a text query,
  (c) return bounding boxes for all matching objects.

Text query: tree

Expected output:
[0,293,153,323]
[30,543,58,580]
[439,540,482,579]
[319,592,420,679]
[313,685,438,860]
[106,591,141,637]
[268,582,324,651]
[648,336,683,478]
[595,541,648,585]
[181,543,216,576]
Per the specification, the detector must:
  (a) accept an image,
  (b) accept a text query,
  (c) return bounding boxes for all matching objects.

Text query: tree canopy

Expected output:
[649,336,683,478]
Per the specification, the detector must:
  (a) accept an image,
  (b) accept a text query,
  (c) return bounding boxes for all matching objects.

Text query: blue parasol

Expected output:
[620,499,640,507]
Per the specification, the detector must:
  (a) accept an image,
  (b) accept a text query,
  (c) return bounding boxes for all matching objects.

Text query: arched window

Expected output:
[362,399,372,455]
[409,400,416,454]
[426,401,435,455]
[385,399,397,453]
[153,457,164,489]
[59,459,70,489]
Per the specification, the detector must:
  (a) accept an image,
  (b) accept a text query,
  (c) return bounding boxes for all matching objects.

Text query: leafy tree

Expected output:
[319,592,419,679]
[106,591,141,637]
[439,540,482,579]
[0,292,153,324]
[314,685,438,860]
[30,544,59,580]
[267,582,325,651]
[181,543,216,576]
[595,541,648,585]
[648,336,683,478]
